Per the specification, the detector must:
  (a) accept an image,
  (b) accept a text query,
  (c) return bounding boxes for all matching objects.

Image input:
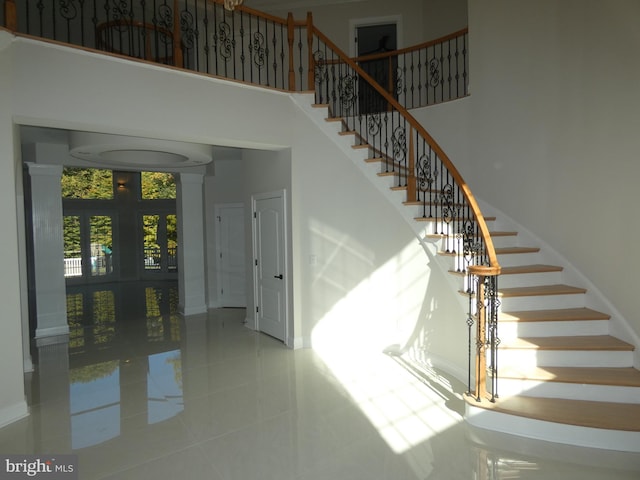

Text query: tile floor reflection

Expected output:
[1,281,640,479]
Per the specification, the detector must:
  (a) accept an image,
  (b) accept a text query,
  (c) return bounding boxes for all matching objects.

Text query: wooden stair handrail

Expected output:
[353,27,468,64]
[312,25,500,271]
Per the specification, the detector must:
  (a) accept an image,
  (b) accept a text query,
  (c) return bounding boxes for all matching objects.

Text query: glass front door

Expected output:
[64,213,116,282]
[142,213,177,274]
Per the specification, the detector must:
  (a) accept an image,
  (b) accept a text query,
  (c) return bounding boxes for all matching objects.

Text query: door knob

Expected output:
[274,274,283,279]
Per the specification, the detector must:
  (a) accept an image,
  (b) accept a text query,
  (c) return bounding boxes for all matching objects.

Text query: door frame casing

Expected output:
[251,189,289,346]
[349,15,403,58]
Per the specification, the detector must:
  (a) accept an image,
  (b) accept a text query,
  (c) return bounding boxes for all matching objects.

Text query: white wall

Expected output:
[467,0,640,341]
[0,36,29,426]
[288,100,467,368]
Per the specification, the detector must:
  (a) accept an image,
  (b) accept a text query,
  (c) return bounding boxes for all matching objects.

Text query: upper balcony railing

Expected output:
[354,29,469,110]
[2,1,468,108]
[2,0,498,403]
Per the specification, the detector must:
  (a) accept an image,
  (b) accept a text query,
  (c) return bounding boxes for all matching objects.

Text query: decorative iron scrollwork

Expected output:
[180,10,196,50]
[367,113,381,137]
[313,50,327,84]
[440,183,455,224]
[391,126,407,163]
[110,0,130,20]
[251,32,265,69]
[156,4,172,39]
[218,22,233,60]
[429,57,441,88]
[417,150,437,192]
[461,219,482,266]
[59,0,79,21]
[338,74,357,111]
[395,67,404,97]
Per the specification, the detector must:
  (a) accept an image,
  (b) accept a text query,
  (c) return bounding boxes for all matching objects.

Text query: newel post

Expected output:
[473,271,488,402]
[306,12,314,91]
[468,264,501,403]
[5,0,17,31]
[287,13,295,90]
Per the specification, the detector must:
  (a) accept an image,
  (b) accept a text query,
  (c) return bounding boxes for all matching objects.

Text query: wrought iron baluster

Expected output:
[439,42,444,103]
[127,0,135,59]
[417,47,423,107]
[408,51,415,109]
[240,10,246,81]
[296,26,303,91]
[248,14,254,83]
[193,0,200,71]
[51,0,57,39]
[80,0,87,45]
[463,33,468,96]
[230,7,236,79]
[141,0,147,62]
[279,22,285,89]
[447,38,452,101]
[203,1,209,73]
[160,0,172,64]
[59,0,77,43]
[212,0,218,74]
[254,16,264,84]
[271,19,279,87]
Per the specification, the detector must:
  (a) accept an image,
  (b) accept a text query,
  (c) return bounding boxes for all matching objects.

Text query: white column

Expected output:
[177,173,207,316]
[27,163,69,341]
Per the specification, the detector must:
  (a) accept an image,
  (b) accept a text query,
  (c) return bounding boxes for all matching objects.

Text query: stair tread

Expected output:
[496,246,540,254]
[501,335,634,351]
[467,395,640,431]
[500,366,640,387]
[500,307,611,322]
[499,284,587,297]
[500,264,563,275]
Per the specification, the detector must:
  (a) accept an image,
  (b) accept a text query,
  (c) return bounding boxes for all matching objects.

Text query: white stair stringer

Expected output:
[290,94,467,303]
[290,93,640,451]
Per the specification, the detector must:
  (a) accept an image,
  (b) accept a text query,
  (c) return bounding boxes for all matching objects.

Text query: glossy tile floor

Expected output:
[1,281,640,479]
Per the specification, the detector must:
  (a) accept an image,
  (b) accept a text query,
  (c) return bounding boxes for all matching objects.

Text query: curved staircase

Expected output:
[460,224,640,451]
[294,94,640,452]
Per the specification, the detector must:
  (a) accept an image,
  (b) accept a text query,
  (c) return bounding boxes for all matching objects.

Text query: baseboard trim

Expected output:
[0,401,29,429]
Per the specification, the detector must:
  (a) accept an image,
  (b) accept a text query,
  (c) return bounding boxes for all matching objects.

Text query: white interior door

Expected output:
[215,203,246,307]
[253,191,287,343]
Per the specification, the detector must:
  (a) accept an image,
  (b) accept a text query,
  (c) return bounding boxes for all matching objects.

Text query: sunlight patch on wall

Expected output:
[309,231,463,455]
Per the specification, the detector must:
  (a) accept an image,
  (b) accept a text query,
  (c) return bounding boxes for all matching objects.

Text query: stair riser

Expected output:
[498,294,586,312]
[498,272,563,289]
[458,271,563,291]
[498,349,633,368]
[498,379,640,404]
[499,320,610,340]
[496,252,542,267]
[491,237,523,249]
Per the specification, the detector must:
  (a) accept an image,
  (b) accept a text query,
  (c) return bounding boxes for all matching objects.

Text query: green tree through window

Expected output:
[62,167,113,199]
[141,171,176,199]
